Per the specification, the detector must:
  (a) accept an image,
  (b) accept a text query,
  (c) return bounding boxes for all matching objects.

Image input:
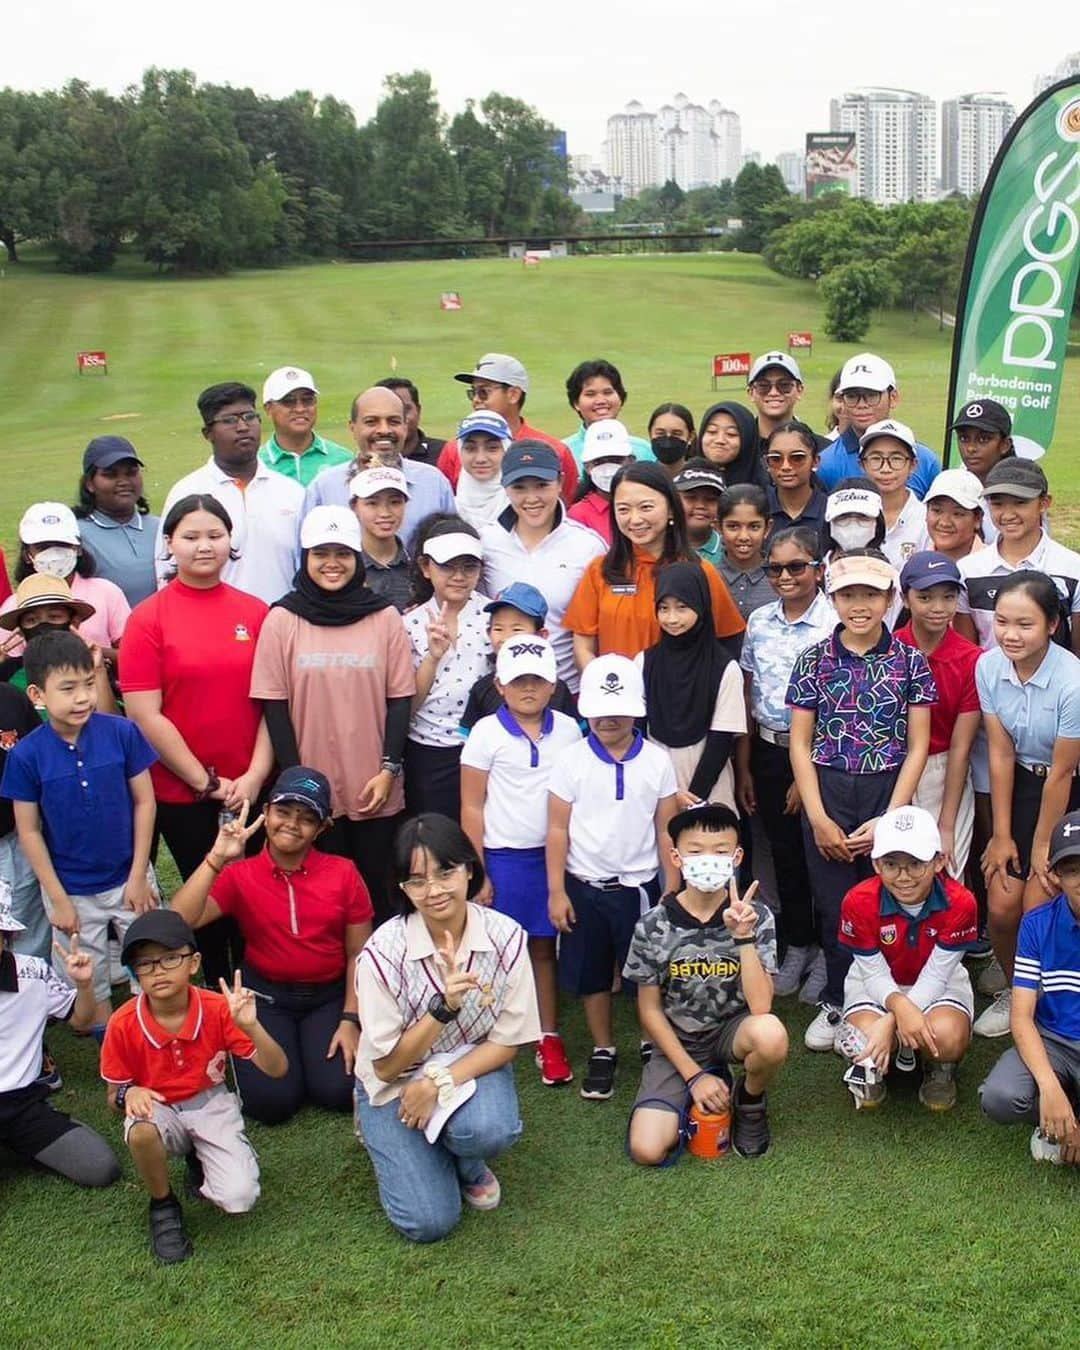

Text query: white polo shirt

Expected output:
[154,457,304,605]
[0,955,76,1093]
[461,708,582,849]
[882,491,931,571]
[957,530,1080,650]
[480,505,606,691]
[548,733,678,886]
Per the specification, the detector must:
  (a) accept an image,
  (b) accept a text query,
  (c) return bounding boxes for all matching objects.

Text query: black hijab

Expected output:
[273,548,392,627]
[642,562,732,747]
[699,401,769,490]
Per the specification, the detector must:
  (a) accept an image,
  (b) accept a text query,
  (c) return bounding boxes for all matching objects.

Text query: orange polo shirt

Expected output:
[563,549,744,659]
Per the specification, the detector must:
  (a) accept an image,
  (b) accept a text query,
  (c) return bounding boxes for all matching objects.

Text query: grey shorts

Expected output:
[631,1014,748,1116]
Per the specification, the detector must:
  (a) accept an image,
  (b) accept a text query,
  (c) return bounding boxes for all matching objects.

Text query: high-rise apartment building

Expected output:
[775,151,805,195]
[1034,52,1080,94]
[941,94,1015,196]
[603,101,658,197]
[603,95,742,195]
[831,87,937,204]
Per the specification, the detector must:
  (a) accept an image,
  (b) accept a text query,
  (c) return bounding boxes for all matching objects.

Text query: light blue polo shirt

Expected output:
[975,643,1080,769]
[77,511,161,607]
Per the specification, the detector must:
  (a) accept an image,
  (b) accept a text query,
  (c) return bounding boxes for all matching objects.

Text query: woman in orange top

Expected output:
[565,462,744,665]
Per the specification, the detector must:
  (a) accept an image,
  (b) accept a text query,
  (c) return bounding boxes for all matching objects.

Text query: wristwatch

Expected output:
[380,758,403,778]
[115,1084,129,1111]
[427,993,459,1024]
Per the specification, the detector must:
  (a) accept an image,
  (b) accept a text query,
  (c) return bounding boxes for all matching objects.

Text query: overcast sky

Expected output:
[5,0,1077,162]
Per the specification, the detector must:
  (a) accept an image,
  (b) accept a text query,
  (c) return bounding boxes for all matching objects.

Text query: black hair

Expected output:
[717,484,769,523]
[992,570,1062,628]
[647,402,696,442]
[566,359,627,410]
[822,477,885,555]
[197,382,257,425]
[160,493,240,573]
[486,604,542,632]
[763,420,820,456]
[668,802,741,846]
[73,468,151,520]
[825,367,844,431]
[391,813,486,914]
[409,513,481,605]
[376,376,421,407]
[574,451,633,503]
[765,525,823,562]
[24,628,94,690]
[15,543,96,584]
[602,462,692,585]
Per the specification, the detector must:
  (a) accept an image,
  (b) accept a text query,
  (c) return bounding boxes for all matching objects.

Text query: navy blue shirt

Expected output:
[0,712,156,893]
[1014,893,1080,1043]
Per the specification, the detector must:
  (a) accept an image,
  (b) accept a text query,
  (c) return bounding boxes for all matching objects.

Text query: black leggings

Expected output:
[232,968,352,1124]
[750,737,816,954]
[318,813,404,926]
[404,741,463,822]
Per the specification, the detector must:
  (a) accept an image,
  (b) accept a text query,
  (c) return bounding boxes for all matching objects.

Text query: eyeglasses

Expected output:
[401,863,467,897]
[878,856,932,880]
[763,451,812,467]
[764,560,819,579]
[861,452,914,471]
[131,950,194,976]
[207,411,261,428]
[466,383,508,404]
[841,389,887,408]
[752,379,796,395]
[432,558,481,576]
[279,393,317,409]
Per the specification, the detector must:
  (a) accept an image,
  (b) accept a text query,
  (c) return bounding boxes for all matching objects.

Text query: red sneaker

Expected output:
[535,1033,573,1086]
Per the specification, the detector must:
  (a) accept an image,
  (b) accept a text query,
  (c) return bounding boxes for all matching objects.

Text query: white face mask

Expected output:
[830,519,876,551]
[681,853,736,893]
[32,546,78,578]
[588,463,620,494]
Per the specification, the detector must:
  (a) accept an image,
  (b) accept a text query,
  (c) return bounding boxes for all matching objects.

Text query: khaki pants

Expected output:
[914,750,974,880]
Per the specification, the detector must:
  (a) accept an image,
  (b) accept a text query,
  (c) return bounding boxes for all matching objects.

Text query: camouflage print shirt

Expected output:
[623,894,777,1050]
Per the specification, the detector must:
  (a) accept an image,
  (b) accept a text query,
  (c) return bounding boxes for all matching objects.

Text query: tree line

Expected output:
[0,68,575,272]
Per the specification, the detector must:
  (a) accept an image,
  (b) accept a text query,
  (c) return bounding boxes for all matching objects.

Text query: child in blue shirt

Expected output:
[0,630,157,1034]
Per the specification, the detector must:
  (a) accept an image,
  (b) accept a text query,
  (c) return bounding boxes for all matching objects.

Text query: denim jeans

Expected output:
[355,1062,523,1243]
[0,831,49,961]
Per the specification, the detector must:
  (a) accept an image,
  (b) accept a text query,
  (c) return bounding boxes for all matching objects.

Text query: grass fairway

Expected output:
[1,254,1080,1347]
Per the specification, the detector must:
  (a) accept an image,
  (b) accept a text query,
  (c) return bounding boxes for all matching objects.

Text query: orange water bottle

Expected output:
[688,1103,731,1158]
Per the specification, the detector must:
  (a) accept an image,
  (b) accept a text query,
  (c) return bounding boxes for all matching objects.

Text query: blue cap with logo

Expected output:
[457,411,512,444]
[483,581,548,623]
[501,440,561,486]
[898,550,963,592]
[269,766,332,822]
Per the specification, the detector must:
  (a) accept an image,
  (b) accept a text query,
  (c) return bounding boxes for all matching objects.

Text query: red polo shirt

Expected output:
[100,988,256,1102]
[568,490,613,544]
[209,848,373,984]
[894,624,980,756]
[437,420,580,502]
[839,875,978,986]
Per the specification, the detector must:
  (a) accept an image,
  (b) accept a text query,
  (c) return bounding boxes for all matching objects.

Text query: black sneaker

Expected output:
[580,1049,617,1100]
[732,1086,771,1159]
[38,1046,63,1094]
[148,1196,193,1264]
[183,1150,206,1202]
[639,1040,653,1066]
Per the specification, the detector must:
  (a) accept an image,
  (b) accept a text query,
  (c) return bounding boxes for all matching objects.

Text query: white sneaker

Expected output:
[805,1003,842,1051]
[977,958,1007,996]
[1030,1128,1063,1165]
[798,949,827,1004]
[773,945,815,997]
[973,989,1013,1038]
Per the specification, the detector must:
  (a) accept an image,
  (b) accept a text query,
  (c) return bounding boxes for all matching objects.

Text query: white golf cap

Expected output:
[924,468,983,511]
[582,419,634,464]
[859,419,917,454]
[871,806,941,861]
[824,486,882,523]
[838,353,896,393]
[348,465,410,501]
[748,351,802,384]
[496,635,558,686]
[263,367,318,403]
[19,502,81,547]
[453,353,529,392]
[299,505,362,552]
[422,532,483,565]
[577,654,646,719]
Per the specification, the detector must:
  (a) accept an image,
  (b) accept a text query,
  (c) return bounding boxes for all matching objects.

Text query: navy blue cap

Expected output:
[1048,810,1080,868]
[121,910,197,965]
[83,436,144,473]
[269,766,332,822]
[899,551,963,592]
[483,581,548,623]
[501,440,561,487]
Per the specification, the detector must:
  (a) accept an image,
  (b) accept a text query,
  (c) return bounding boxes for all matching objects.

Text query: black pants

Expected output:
[233,967,352,1124]
[801,767,899,1008]
[318,813,404,926]
[0,1082,120,1187]
[404,741,463,822]
[155,799,248,988]
[750,737,816,954]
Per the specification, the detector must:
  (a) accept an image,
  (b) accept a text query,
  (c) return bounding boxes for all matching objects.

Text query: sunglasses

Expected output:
[764,560,819,579]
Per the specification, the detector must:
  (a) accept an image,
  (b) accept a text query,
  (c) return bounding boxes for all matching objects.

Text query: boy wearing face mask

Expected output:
[624,803,787,1164]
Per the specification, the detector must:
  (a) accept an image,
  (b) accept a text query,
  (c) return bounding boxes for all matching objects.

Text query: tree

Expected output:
[0,89,66,261]
[449,93,563,236]
[732,162,794,251]
[820,260,899,342]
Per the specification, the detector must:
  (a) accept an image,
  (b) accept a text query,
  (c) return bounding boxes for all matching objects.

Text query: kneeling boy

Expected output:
[624,803,788,1163]
[838,806,977,1112]
[980,810,1080,1166]
[100,911,288,1264]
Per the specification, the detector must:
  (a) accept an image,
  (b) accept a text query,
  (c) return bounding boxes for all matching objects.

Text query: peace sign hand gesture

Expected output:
[53,934,93,987]
[427,603,454,662]
[219,970,258,1030]
[435,928,480,1012]
[207,800,265,870]
[722,878,759,941]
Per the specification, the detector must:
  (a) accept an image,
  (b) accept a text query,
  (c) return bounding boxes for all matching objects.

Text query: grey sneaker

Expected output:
[974,989,1012,1038]
[919,1061,958,1112]
[798,949,827,1004]
[1030,1128,1063,1165]
[773,945,814,997]
[977,958,1007,996]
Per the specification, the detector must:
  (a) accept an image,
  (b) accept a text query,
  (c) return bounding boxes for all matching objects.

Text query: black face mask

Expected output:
[651,436,687,465]
[23,622,72,640]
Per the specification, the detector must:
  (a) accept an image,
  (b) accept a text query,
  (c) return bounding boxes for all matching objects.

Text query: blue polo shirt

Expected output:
[766,484,828,541]
[974,643,1080,770]
[0,712,156,893]
[77,511,161,607]
[1014,893,1080,1042]
[817,427,941,498]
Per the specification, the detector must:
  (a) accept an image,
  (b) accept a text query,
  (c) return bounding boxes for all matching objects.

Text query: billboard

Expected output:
[805,133,858,199]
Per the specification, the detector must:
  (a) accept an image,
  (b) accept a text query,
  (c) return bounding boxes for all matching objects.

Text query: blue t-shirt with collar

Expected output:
[0,711,157,893]
[1014,892,1080,1043]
